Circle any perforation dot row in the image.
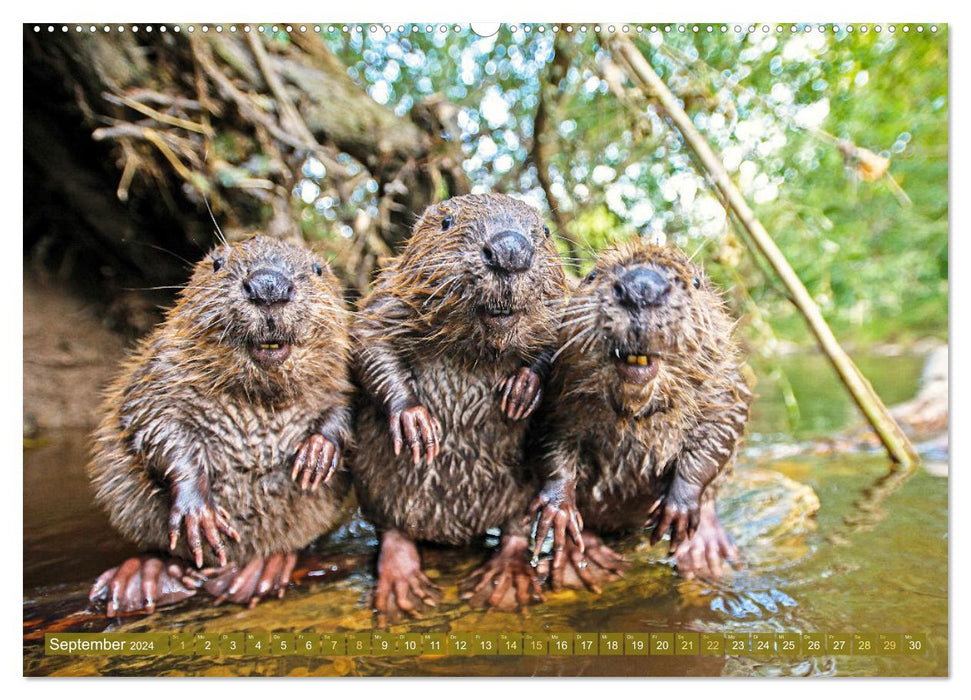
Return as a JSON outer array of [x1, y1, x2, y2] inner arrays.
[[31, 24, 940, 35]]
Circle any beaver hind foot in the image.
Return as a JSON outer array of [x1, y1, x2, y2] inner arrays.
[[203, 552, 298, 607], [673, 501, 738, 580], [459, 534, 544, 611], [538, 532, 629, 594], [89, 555, 203, 616], [373, 529, 442, 626]]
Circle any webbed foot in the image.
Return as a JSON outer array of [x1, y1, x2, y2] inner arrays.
[[673, 501, 738, 579], [89, 555, 202, 616], [539, 531, 629, 594], [373, 529, 442, 626], [459, 534, 544, 611], [202, 551, 298, 607]]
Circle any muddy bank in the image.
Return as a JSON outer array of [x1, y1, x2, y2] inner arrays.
[[22, 274, 164, 434]]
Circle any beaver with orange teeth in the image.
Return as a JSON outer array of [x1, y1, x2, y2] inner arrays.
[[349, 193, 566, 622], [87, 236, 353, 614], [529, 240, 752, 589]]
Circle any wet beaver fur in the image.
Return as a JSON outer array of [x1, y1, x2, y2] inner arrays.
[[349, 193, 566, 621], [529, 240, 752, 590], [87, 235, 353, 614]]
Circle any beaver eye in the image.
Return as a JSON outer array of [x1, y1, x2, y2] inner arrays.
[[692, 276, 701, 289], [585, 270, 598, 283], [441, 215, 453, 231], [543, 225, 551, 238], [313, 263, 323, 276], [212, 257, 224, 272]]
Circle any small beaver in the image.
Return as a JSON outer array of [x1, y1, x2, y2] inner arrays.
[[349, 193, 566, 621], [530, 240, 752, 589], [87, 235, 353, 614]]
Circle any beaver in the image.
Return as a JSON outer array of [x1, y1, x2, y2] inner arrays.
[[87, 235, 353, 614], [349, 193, 566, 621], [529, 240, 752, 589]]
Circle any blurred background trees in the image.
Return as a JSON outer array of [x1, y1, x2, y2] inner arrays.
[[23, 23, 948, 347]]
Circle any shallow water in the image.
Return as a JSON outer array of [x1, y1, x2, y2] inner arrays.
[[22, 352, 948, 676]]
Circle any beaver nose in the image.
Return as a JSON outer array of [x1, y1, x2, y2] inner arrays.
[[482, 230, 534, 274], [243, 268, 294, 306], [614, 267, 671, 309]]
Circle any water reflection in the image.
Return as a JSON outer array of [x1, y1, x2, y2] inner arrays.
[[23, 352, 948, 676]]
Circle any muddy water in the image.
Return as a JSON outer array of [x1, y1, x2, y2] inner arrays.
[[22, 352, 948, 676]]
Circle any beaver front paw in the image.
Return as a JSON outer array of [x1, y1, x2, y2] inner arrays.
[[168, 492, 241, 568], [89, 555, 202, 616], [203, 551, 298, 607], [459, 535, 544, 611], [291, 434, 341, 491], [538, 531, 629, 594], [645, 476, 703, 554], [526, 478, 584, 564], [499, 366, 543, 420], [373, 529, 441, 626], [389, 404, 442, 466]]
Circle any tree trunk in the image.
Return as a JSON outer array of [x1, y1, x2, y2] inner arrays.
[[23, 26, 468, 312]]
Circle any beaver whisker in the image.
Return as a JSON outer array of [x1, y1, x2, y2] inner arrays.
[[562, 313, 598, 327], [561, 313, 599, 324], [564, 299, 601, 309], [561, 306, 601, 319], [551, 326, 597, 362], [561, 305, 601, 318], [647, 349, 678, 362], [579, 333, 602, 355], [407, 257, 470, 271], [559, 315, 599, 331], [128, 285, 202, 293], [559, 326, 592, 340], [422, 276, 464, 309], [561, 303, 601, 315]]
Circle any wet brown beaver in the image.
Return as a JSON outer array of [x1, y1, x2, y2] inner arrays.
[[349, 193, 566, 621], [87, 235, 353, 614], [529, 240, 752, 590]]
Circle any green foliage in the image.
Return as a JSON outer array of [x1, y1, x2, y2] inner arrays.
[[309, 24, 947, 345]]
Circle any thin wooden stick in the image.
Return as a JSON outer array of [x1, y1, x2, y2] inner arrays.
[[608, 34, 920, 470]]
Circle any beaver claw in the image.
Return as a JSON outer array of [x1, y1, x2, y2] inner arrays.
[[645, 476, 702, 554], [389, 404, 442, 466], [499, 367, 542, 421], [373, 529, 441, 626], [89, 555, 202, 616], [202, 552, 298, 607], [459, 535, 544, 611], [525, 478, 584, 563], [168, 493, 241, 568], [291, 434, 340, 491]]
